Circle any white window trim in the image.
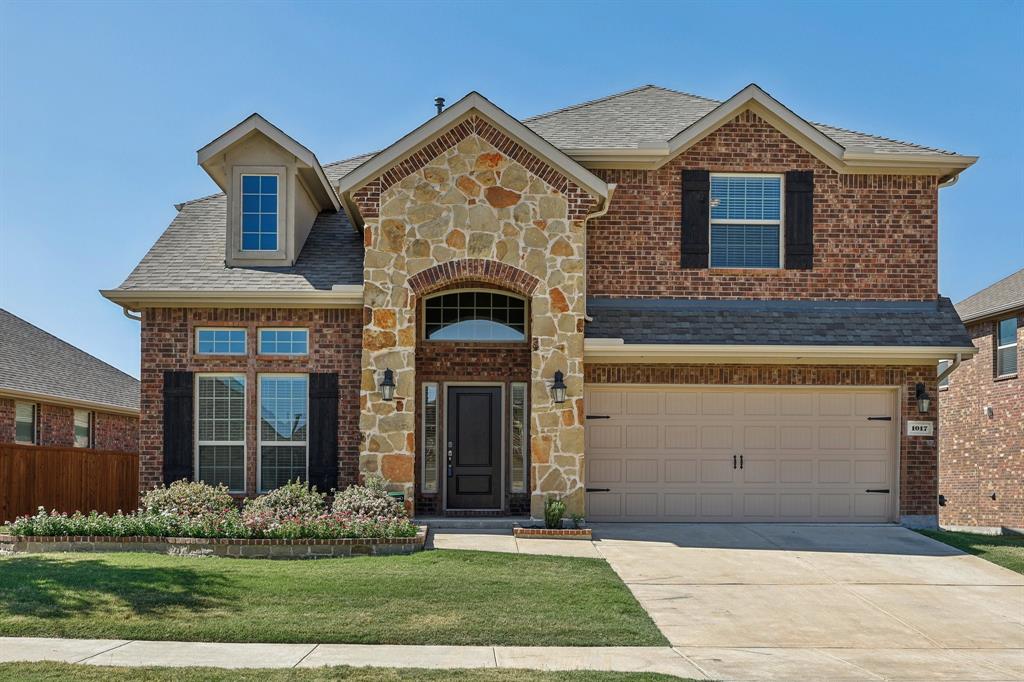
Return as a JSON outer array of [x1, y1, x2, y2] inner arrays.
[[73, 409, 93, 448], [709, 172, 785, 270], [509, 381, 529, 493], [421, 382, 440, 494], [230, 165, 287, 262], [258, 328, 310, 356], [240, 172, 282, 253], [996, 317, 1018, 377], [257, 373, 309, 493], [194, 373, 247, 494], [195, 327, 248, 356], [421, 288, 530, 343], [14, 401, 37, 445]]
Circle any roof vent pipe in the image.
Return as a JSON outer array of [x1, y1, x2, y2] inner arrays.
[[434, 97, 445, 115]]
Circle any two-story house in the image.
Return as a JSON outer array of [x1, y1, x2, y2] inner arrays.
[[103, 84, 976, 528]]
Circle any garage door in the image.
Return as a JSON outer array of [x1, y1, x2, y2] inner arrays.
[[584, 387, 897, 523]]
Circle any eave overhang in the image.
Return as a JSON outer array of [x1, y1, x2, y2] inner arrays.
[[100, 286, 363, 310], [583, 338, 979, 365], [0, 388, 139, 417], [561, 84, 977, 180], [338, 92, 610, 227], [957, 302, 1024, 324], [197, 113, 341, 212]]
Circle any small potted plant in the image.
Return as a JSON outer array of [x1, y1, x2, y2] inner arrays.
[[513, 495, 592, 540]]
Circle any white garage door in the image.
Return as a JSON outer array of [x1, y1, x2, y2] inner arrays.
[[584, 387, 897, 523]]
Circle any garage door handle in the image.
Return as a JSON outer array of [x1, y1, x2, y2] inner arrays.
[[867, 416, 892, 421], [586, 415, 611, 420], [586, 487, 611, 493], [865, 489, 890, 494]]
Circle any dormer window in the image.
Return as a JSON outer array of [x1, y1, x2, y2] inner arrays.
[[242, 174, 279, 251]]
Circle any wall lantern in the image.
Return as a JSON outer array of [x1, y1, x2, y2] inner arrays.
[[914, 382, 931, 414], [551, 370, 568, 404], [380, 368, 396, 401]]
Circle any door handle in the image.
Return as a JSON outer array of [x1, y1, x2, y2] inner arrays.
[[733, 455, 737, 469], [740, 455, 744, 469], [865, 489, 890, 494], [586, 487, 611, 493], [447, 441, 454, 478]]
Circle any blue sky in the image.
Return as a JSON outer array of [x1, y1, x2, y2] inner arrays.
[[1, 0, 1021, 378]]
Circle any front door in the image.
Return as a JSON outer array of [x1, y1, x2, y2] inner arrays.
[[446, 386, 502, 510]]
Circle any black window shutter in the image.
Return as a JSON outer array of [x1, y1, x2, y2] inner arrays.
[[162, 371, 194, 485], [784, 170, 814, 269], [308, 373, 339, 493], [681, 170, 710, 268]]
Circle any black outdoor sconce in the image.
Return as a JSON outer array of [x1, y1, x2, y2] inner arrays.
[[380, 368, 396, 401], [551, 370, 568, 404], [914, 382, 931, 414]]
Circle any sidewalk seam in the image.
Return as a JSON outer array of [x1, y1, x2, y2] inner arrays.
[[292, 643, 318, 668], [669, 647, 711, 680], [74, 639, 133, 664]]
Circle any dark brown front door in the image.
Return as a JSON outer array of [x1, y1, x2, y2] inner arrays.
[[446, 386, 502, 510]]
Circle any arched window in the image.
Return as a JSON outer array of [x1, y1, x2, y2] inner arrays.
[[424, 290, 527, 342]]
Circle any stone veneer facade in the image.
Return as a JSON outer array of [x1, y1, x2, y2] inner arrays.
[[0, 397, 137, 453], [938, 311, 1023, 531], [351, 115, 598, 515]]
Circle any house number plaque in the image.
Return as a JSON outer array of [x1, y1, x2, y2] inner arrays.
[[906, 421, 934, 436]]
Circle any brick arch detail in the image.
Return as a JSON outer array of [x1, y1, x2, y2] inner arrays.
[[407, 259, 542, 299]]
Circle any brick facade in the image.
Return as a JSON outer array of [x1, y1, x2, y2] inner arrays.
[[587, 111, 939, 300], [0, 397, 137, 453], [939, 311, 1023, 531], [138, 308, 362, 495], [585, 364, 940, 520]]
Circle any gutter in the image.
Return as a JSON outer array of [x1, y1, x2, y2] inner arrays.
[[100, 287, 364, 309]]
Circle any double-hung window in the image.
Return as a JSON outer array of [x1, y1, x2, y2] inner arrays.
[[15, 402, 36, 444], [241, 174, 278, 251], [937, 359, 951, 389], [710, 174, 783, 269], [74, 409, 93, 448], [196, 328, 246, 355], [196, 375, 246, 492], [259, 328, 308, 355], [996, 317, 1018, 377], [259, 375, 308, 492]]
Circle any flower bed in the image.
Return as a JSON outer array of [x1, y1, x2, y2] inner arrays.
[[2, 477, 425, 559]]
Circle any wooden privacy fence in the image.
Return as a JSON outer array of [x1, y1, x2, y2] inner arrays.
[[0, 444, 139, 523]]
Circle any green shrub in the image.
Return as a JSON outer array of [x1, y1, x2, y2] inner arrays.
[[242, 479, 327, 522], [332, 473, 406, 519], [141, 480, 235, 517], [544, 496, 566, 529]]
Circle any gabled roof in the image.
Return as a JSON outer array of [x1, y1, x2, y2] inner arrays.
[[0, 309, 140, 414], [197, 113, 340, 212], [338, 91, 610, 202], [526, 84, 976, 176], [955, 269, 1024, 323]]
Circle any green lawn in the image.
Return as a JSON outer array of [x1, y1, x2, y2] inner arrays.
[[918, 529, 1024, 574], [0, 664, 688, 682], [0, 550, 665, 646]]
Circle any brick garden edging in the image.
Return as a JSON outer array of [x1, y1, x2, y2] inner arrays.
[[0, 527, 427, 559], [513, 527, 592, 540]]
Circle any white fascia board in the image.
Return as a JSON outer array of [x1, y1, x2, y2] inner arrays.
[[0, 388, 139, 417], [583, 339, 979, 365], [100, 287, 363, 310], [337, 92, 609, 201], [197, 113, 340, 212]]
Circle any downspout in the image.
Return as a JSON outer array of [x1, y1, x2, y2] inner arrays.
[[120, 306, 142, 322], [936, 352, 963, 384], [582, 183, 616, 322], [938, 173, 960, 189]]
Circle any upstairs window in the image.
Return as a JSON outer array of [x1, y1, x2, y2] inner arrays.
[[15, 402, 36, 444], [74, 409, 93, 448], [259, 329, 308, 355], [710, 174, 782, 269], [424, 291, 527, 342], [196, 328, 246, 355], [241, 174, 278, 251], [996, 317, 1018, 377]]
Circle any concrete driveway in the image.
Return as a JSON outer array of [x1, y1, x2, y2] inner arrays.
[[591, 523, 1024, 680]]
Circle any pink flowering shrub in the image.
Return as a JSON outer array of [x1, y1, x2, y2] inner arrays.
[[332, 473, 407, 519], [141, 480, 236, 517], [242, 480, 327, 524]]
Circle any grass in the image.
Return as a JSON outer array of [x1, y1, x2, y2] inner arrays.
[[918, 529, 1024, 574], [0, 664, 689, 682], [0, 549, 665, 646]]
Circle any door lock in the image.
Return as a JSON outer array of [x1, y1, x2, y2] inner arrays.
[[447, 441, 454, 478]]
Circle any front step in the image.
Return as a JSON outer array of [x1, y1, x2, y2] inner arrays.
[[414, 516, 531, 529]]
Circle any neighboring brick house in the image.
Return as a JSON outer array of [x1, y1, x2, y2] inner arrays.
[[0, 309, 139, 452], [938, 269, 1023, 532], [103, 84, 977, 527]]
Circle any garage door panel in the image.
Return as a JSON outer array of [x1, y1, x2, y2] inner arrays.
[[585, 387, 895, 523]]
